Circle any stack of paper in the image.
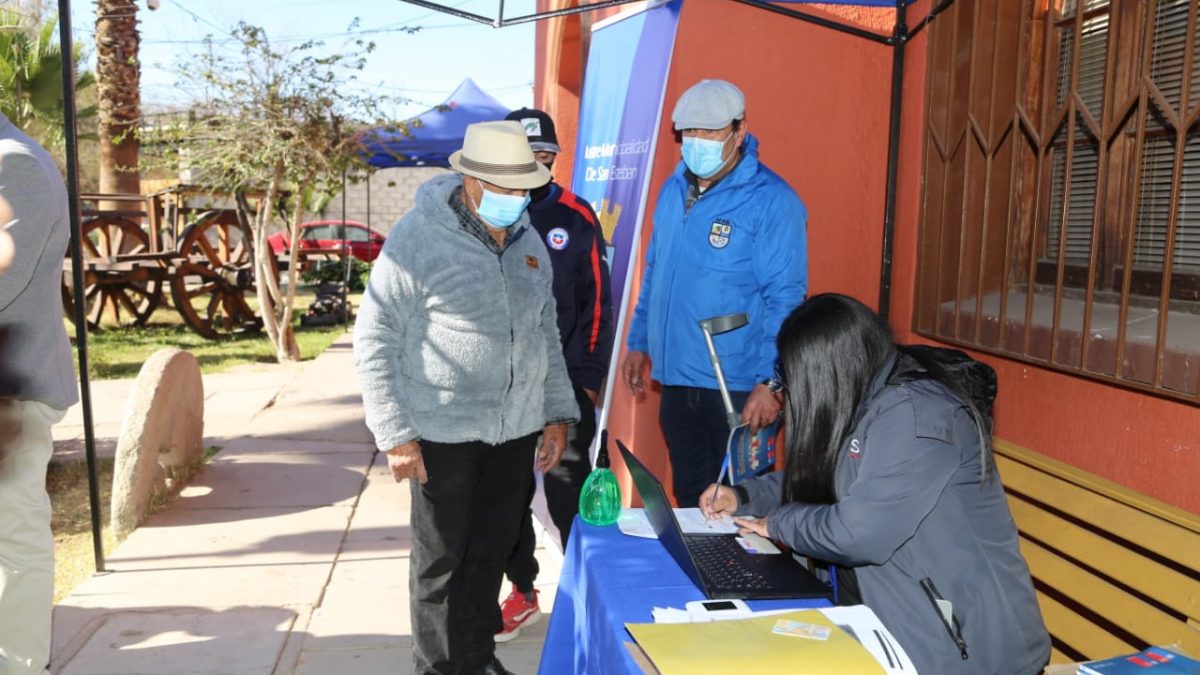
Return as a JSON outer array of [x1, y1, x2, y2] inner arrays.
[[650, 607, 692, 624], [634, 605, 914, 674], [626, 609, 886, 674]]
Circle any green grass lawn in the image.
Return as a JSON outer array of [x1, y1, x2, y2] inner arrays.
[[71, 286, 363, 380], [48, 457, 115, 603]]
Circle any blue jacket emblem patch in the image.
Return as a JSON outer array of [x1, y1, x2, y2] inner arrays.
[[709, 221, 732, 249]]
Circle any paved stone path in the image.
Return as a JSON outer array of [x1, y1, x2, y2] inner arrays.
[[50, 334, 562, 675]]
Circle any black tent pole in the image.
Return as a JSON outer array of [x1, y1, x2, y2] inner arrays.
[[57, 0, 106, 573], [730, 0, 891, 45], [364, 172, 371, 302], [342, 170, 350, 325], [877, 0, 908, 321]]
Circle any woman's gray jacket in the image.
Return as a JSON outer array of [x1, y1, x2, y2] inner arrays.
[[738, 355, 1050, 674], [354, 173, 579, 450]]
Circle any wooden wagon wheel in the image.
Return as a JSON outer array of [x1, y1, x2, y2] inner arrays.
[[169, 213, 263, 340], [62, 216, 163, 329]]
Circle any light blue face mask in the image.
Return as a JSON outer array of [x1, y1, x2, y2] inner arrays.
[[473, 185, 530, 229], [681, 133, 732, 178]]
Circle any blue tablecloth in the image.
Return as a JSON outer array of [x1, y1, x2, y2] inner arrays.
[[538, 519, 832, 675]]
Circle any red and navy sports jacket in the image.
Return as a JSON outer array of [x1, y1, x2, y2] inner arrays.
[[528, 182, 615, 393]]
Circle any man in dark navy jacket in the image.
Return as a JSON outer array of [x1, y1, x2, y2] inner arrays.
[[496, 108, 614, 643]]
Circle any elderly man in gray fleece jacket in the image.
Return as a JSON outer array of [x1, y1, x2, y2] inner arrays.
[[355, 121, 579, 675]]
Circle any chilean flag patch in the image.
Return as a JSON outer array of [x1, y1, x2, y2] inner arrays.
[[546, 227, 569, 250]]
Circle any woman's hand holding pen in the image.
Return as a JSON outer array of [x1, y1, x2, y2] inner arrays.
[[699, 483, 738, 520]]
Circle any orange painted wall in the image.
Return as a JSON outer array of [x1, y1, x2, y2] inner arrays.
[[535, 1, 627, 189], [537, 0, 1199, 514], [664, 0, 895, 305], [534, 0, 582, 188], [597, 0, 900, 500]]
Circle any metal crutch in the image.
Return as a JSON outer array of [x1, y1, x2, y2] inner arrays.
[[699, 313, 751, 490], [698, 313, 749, 431]]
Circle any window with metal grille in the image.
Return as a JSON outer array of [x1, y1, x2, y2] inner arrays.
[[916, 0, 1200, 403]]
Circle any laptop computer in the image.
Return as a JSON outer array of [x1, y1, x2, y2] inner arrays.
[[616, 440, 832, 601]]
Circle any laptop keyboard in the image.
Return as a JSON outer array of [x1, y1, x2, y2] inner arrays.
[[685, 535, 772, 593]]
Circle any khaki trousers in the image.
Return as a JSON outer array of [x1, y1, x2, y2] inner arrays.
[[0, 400, 64, 675]]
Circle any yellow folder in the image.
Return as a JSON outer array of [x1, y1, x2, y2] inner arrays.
[[625, 609, 886, 675]]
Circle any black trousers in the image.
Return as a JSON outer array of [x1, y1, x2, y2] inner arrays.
[[506, 387, 595, 592], [658, 385, 749, 508], [409, 434, 538, 675]]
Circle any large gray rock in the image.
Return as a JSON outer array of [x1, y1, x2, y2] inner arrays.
[[110, 348, 205, 539]]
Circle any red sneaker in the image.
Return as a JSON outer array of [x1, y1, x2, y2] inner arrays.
[[495, 584, 541, 643]]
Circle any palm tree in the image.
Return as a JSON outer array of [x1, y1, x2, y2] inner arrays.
[[0, 9, 96, 151], [95, 0, 141, 195]]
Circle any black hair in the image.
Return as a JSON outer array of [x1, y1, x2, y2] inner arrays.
[[776, 293, 993, 506], [777, 294, 896, 505]]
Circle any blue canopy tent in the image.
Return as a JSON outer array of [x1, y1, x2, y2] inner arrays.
[[357, 78, 511, 168]]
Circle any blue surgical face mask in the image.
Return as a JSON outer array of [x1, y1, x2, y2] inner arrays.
[[473, 184, 530, 229], [681, 133, 732, 178]]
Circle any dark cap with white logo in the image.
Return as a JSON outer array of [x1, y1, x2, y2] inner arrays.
[[505, 108, 561, 154]]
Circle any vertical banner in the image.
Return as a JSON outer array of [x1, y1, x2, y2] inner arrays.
[[572, 0, 681, 456], [572, 0, 680, 307]]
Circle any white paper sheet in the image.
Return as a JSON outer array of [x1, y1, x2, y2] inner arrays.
[[617, 508, 656, 539], [819, 606, 916, 675], [617, 508, 741, 539], [674, 508, 740, 534], [650, 606, 693, 624]]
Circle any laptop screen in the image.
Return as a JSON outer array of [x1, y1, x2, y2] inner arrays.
[[616, 440, 708, 592]]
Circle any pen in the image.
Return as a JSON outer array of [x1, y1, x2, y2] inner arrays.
[[705, 452, 731, 521], [880, 631, 903, 670], [716, 451, 729, 489], [874, 630, 895, 669]]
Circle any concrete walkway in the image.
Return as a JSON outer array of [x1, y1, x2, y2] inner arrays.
[[49, 334, 562, 675], [52, 360, 303, 462]]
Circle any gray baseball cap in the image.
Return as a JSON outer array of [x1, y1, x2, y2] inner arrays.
[[672, 79, 746, 131]]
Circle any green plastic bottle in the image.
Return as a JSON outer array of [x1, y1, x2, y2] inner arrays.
[[578, 431, 621, 526]]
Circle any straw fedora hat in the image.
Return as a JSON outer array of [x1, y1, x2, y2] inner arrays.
[[449, 121, 551, 190]]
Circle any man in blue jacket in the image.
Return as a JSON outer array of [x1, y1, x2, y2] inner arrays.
[[497, 108, 614, 642], [621, 79, 808, 508]]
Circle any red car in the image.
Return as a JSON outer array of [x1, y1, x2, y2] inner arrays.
[[267, 220, 386, 263]]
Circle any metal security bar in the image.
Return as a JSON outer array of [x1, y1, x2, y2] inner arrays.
[[916, 0, 1200, 403]]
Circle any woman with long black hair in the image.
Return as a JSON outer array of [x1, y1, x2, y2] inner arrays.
[[700, 293, 1050, 674]]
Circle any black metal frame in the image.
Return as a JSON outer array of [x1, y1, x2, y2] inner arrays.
[[730, 0, 892, 44], [57, 0, 106, 572], [395, 0, 649, 26], [56, 0, 954, 569], [877, 1, 908, 320], [342, 170, 350, 323]]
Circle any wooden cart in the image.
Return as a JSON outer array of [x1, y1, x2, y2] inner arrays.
[[62, 189, 265, 340]]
